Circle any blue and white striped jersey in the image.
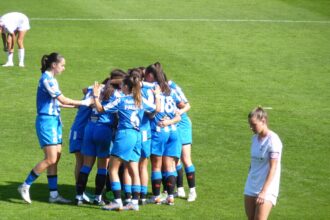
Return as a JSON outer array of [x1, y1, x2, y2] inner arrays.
[[149, 89, 181, 131], [103, 94, 156, 131], [36, 71, 62, 116]]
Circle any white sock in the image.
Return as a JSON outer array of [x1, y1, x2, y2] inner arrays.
[[190, 187, 196, 193], [8, 52, 13, 63], [18, 48, 25, 64], [50, 191, 59, 198]]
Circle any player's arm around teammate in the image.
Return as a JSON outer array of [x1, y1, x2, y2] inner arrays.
[[168, 80, 197, 202], [17, 52, 92, 204], [93, 74, 160, 211], [145, 62, 182, 205], [244, 107, 283, 220]]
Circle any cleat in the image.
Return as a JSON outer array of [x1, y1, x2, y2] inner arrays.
[[102, 201, 123, 211], [176, 187, 186, 198], [19, 63, 25, 67], [160, 191, 168, 200], [93, 199, 106, 206], [124, 198, 131, 205], [18, 184, 32, 204], [2, 62, 14, 67], [82, 192, 91, 203], [49, 195, 71, 204], [163, 196, 174, 205], [75, 198, 84, 206], [187, 191, 197, 202], [139, 199, 147, 206], [147, 196, 163, 205], [122, 202, 139, 211]]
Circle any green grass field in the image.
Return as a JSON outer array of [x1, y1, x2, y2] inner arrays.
[[0, 0, 330, 219]]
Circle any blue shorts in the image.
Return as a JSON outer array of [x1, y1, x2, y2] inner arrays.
[[81, 121, 112, 158], [69, 129, 84, 153], [111, 129, 141, 162], [141, 130, 151, 158], [35, 115, 62, 148], [151, 129, 181, 158], [178, 116, 192, 145]]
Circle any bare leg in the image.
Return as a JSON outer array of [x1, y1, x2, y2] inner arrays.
[[245, 195, 257, 220], [255, 200, 273, 220]]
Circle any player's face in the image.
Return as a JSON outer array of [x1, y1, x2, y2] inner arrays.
[[122, 84, 129, 95], [53, 58, 66, 75], [144, 72, 155, 83], [249, 117, 266, 134]]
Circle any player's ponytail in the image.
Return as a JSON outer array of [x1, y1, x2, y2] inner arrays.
[[146, 62, 171, 95], [123, 75, 142, 107], [40, 52, 64, 73]]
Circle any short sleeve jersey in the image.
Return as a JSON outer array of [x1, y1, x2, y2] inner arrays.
[[103, 94, 156, 130], [70, 86, 93, 132], [244, 131, 283, 197], [149, 89, 181, 131], [36, 71, 62, 116], [168, 80, 189, 121]]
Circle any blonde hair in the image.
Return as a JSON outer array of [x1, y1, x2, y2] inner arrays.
[[248, 106, 268, 124]]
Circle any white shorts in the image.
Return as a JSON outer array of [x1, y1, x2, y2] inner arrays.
[[244, 193, 278, 206], [18, 16, 30, 31]]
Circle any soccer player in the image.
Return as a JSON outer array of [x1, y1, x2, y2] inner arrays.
[[127, 67, 156, 205], [168, 80, 197, 202], [69, 86, 93, 181], [0, 12, 30, 67], [75, 78, 116, 206], [69, 85, 93, 203], [244, 107, 283, 220], [145, 62, 184, 205], [93, 74, 161, 211], [17, 52, 92, 204]]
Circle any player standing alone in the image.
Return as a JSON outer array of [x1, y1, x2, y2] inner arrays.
[[244, 107, 283, 220], [0, 12, 30, 67]]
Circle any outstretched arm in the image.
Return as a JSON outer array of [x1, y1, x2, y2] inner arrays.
[[57, 94, 92, 106]]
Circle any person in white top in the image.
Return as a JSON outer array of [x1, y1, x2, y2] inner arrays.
[[0, 12, 30, 67], [244, 107, 283, 220]]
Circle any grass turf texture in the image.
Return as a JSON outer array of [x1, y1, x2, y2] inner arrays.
[[0, 0, 330, 219]]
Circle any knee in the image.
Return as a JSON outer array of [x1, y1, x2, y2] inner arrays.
[[45, 158, 57, 166]]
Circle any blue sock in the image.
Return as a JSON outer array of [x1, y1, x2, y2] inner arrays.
[[47, 175, 58, 192], [24, 170, 40, 185], [185, 165, 195, 173]]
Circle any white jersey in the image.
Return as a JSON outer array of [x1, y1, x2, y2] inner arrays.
[[0, 12, 30, 34], [244, 131, 283, 199]]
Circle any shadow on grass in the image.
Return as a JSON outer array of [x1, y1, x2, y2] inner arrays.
[[0, 181, 188, 208], [0, 181, 77, 205]]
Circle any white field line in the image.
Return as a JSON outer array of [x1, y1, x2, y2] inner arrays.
[[30, 18, 330, 24]]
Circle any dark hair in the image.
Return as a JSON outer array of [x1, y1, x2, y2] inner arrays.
[[128, 68, 144, 81], [40, 52, 64, 73], [101, 77, 114, 101], [123, 75, 142, 107], [110, 69, 127, 89], [145, 62, 170, 95]]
